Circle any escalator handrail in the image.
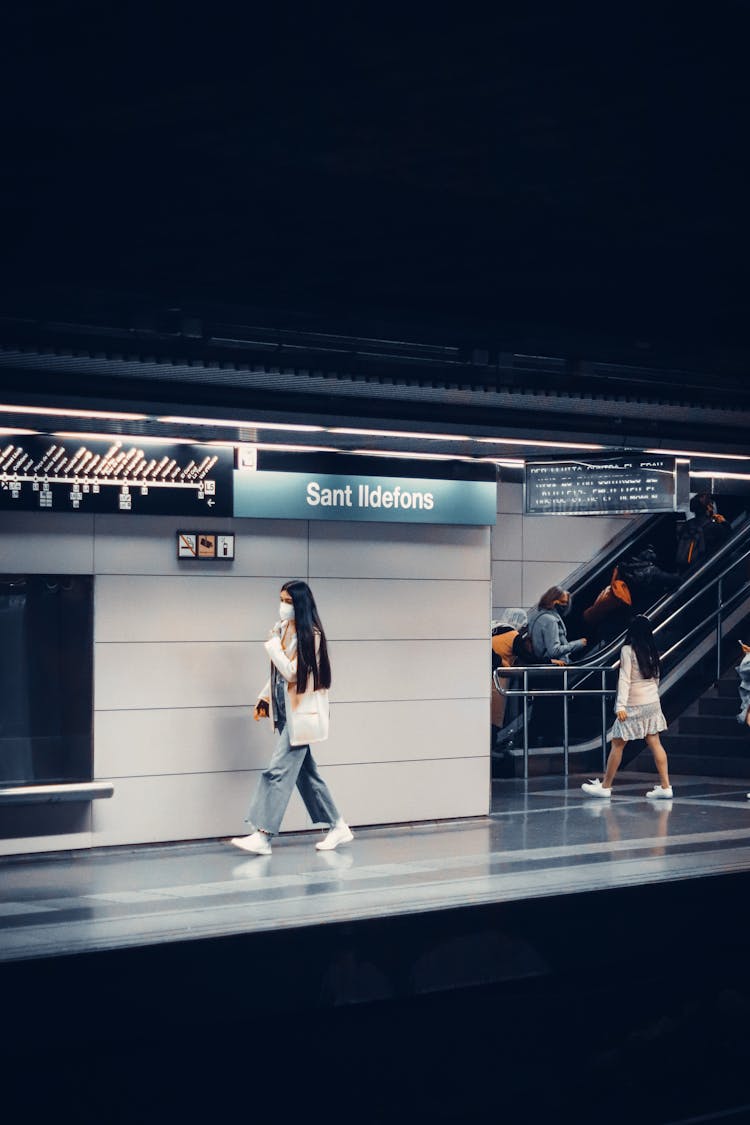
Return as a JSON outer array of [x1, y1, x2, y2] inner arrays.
[[659, 574, 750, 665], [575, 512, 750, 668]]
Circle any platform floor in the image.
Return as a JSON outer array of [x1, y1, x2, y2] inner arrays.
[[3, 770, 750, 964]]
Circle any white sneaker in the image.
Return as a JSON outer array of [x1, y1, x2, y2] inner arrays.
[[315, 822, 354, 851], [646, 785, 673, 800], [581, 779, 612, 798], [230, 831, 272, 855]]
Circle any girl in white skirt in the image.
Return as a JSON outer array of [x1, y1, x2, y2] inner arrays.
[[582, 614, 672, 799]]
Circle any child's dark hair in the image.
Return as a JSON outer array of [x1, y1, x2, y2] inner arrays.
[[281, 580, 332, 691], [625, 614, 661, 679]]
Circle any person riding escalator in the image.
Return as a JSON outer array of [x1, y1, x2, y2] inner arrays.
[[583, 545, 680, 647], [526, 587, 589, 746]]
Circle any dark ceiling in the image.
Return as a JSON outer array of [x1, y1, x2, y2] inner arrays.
[[2, 6, 748, 371]]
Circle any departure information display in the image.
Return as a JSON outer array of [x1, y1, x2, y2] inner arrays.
[[0, 436, 233, 515], [525, 455, 676, 515]]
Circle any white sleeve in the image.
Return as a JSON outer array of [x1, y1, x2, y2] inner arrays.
[[264, 635, 298, 683], [616, 646, 633, 712]]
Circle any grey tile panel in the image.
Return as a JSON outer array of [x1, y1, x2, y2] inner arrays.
[[94, 575, 289, 642], [94, 699, 489, 778], [312, 578, 489, 641], [0, 512, 95, 572], [309, 522, 490, 581], [491, 515, 523, 562]]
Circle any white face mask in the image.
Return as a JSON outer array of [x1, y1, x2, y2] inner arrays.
[[279, 601, 295, 622]]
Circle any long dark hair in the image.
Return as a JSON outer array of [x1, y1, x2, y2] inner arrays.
[[624, 614, 661, 679], [281, 579, 332, 692], [538, 586, 568, 610]]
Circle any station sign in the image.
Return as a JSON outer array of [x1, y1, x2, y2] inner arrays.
[[233, 469, 497, 525]]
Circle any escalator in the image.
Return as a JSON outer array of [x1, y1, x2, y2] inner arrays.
[[563, 493, 748, 652], [494, 495, 750, 776]]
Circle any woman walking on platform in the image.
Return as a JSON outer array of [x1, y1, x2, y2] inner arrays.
[[581, 614, 673, 800], [231, 580, 353, 855]]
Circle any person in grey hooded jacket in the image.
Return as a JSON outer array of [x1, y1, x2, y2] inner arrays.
[[527, 586, 588, 665]]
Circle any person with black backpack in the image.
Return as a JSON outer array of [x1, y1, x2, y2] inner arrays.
[[617, 544, 681, 612], [675, 493, 730, 574]]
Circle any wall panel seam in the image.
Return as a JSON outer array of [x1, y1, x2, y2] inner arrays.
[[94, 696, 490, 712], [95, 756, 489, 780], [93, 637, 494, 644], [94, 575, 491, 583], [93, 572, 308, 579]]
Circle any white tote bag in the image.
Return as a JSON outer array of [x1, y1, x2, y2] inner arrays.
[[288, 688, 330, 746]]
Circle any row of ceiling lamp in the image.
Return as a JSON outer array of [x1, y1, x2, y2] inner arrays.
[[1, 403, 750, 477]]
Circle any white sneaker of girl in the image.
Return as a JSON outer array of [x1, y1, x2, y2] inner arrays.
[[581, 778, 612, 798]]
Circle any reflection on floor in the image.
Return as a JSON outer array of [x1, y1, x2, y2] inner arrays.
[[2, 771, 750, 964]]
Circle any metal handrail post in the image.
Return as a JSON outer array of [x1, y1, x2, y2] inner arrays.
[[716, 576, 723, 683], [522, 669, 529, 780], [562, 668, 569, 775], [601, 668, 608, 771]]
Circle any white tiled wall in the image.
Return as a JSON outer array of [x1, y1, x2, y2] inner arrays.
[[1, 512, 491, 852]]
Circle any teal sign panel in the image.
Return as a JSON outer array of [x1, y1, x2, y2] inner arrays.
[[233, 470, 496, 525]]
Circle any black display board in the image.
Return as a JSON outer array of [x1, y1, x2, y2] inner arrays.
[[525, 455, 676, 515], [0, 436, 233, 515], [0, 574, 93, 785]]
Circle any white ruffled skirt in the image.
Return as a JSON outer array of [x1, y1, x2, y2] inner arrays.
[[611, 700, 667, 741]]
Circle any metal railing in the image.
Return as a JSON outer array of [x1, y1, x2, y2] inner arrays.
[[493, 522, 750, 780], [493, 664, 618, 779]]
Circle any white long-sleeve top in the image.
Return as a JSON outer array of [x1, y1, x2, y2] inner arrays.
[[258, 623, 330, 746], [615, 644, 661, 711]]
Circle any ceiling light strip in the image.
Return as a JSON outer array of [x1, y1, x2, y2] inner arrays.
[[329, 427, 469, 441], [0, 404, 148, 421], [53, 431, 197, 445], [476, 437, 605, 450], [690, 470, 750, 481], [645, 448, 750, 462], [158, 415, 324, 432]]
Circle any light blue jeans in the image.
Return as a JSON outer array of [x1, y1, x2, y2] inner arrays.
[[246, 721, 340, 837]]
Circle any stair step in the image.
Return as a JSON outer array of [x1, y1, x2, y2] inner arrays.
[[630, 751, 750, 779], [717, 678, 742, 698], [699, 696, 740, 717], [661, 733, 750, 757], [679, 715, 742, 736]]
